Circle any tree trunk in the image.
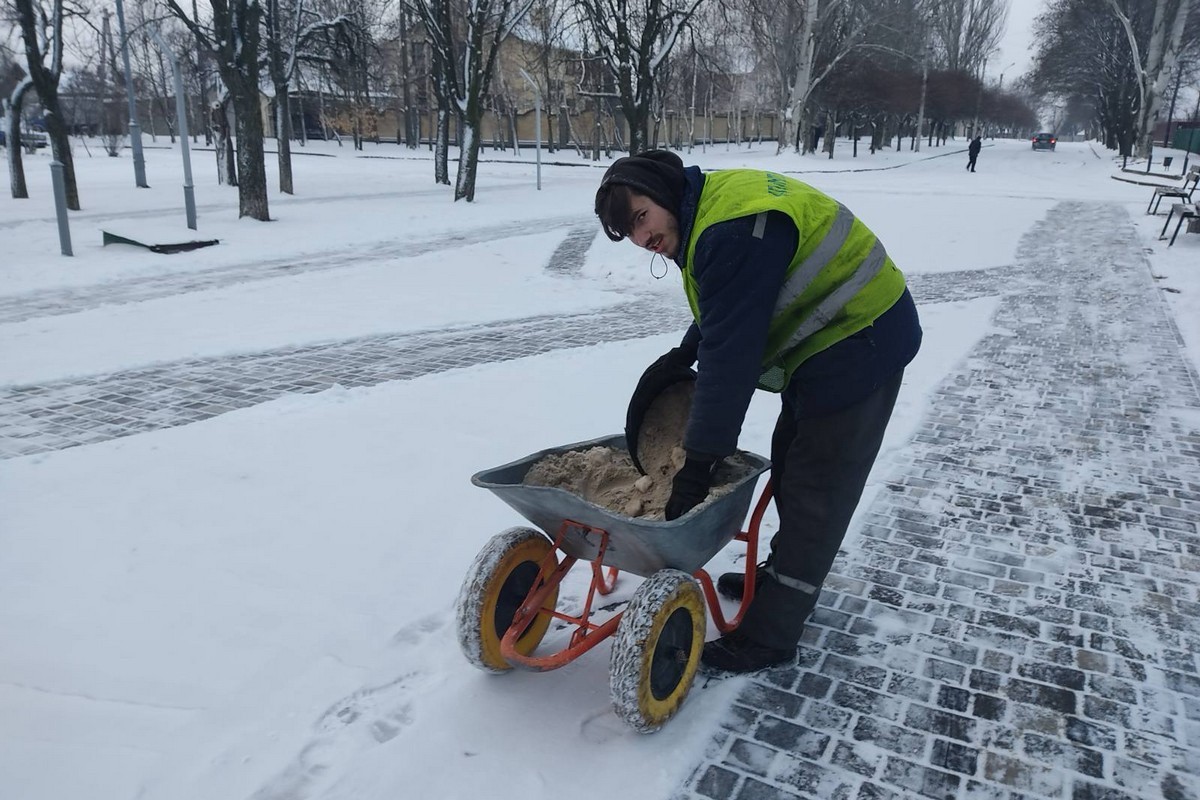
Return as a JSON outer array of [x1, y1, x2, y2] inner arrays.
[[232, 85, 269, 219], [914, 52, 928, 153], [275, 87, 294, 194], [1163, 67, 1183, 147], [435, 109, 450, 185], [44, 100, 78, 208], [167, 0, 268, 217], [5, 85, 32, 199], [798, 106, 813, 154], [265, 0, 293, 195], [455, 119, 481, 201], [1135, 0, 1195, 157], [782, 0, 820, 153], [213, 101, 235, 185], [14, 0, 79, 208]]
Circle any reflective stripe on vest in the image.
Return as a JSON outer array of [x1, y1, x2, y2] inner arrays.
[[777, 238, 889, 356], [772, 203, 856, 318]]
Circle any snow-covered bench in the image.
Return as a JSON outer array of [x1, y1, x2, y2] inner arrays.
[[1158, 203, 1199, 247], [1147, 165, 1199, 215]]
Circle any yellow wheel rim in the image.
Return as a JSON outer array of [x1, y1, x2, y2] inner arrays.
[[636, 582, 705, 723], [475, 534, 558, 671], [610, 570, 706, 732]]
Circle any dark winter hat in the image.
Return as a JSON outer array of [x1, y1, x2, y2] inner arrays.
[[595, 149, 687, 241]]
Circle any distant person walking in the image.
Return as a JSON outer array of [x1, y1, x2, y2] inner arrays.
[[967, 136, 982, 172]]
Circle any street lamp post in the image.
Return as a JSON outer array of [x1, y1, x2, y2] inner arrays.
[[995, 62, 1016, 138], [518, 68, 542, 190], [972, 56, 988, 138], [147, 27, 197, 229], [114, 0, 148, 188], [997, 61, 1016, 93]]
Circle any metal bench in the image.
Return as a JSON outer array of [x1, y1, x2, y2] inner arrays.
[[1159, 203, 1199, 246], [1147, 165, 1200, 215]]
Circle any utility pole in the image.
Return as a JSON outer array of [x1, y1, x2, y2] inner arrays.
[[114, 0, 148, 187]]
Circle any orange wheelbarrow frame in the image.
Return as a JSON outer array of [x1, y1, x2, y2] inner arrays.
[[498, 481, 774, 670]]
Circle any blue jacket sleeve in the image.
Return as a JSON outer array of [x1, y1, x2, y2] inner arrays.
[[684, 211, 797, 458]]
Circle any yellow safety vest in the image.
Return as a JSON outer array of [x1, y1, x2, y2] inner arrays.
[[682, 170, 907, 390]]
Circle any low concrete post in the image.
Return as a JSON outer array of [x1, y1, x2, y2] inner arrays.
[[50, 160, 73, 256], [518, 69, 542, 191]]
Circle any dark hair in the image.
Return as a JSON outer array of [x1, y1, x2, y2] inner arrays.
[[594, 149, 687, 243], [595, 182, 637, 242]]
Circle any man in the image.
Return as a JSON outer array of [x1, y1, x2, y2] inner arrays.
[[967, 136, 982, 172], [594, 150, 921, 673]]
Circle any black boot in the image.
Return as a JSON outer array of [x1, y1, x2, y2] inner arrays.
[[702, 630, 795, 673], [716, 560, 769, 601]]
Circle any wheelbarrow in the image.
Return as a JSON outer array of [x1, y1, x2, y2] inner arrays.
[[454, 433, 772, 733]]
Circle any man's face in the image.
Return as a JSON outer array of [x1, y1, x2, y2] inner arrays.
[[627, 192, 679, 259]]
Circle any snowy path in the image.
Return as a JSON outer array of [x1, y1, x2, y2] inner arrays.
[[676, 202, 1200, 799], [0, 216, 593, 325], [0, 263, 1016, 460]]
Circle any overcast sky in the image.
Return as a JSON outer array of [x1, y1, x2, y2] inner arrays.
[[996, 0, 1049, 84]]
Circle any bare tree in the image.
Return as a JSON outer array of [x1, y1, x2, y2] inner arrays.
[[929, 0, 1007, 76], [3, 53, 35, 199], [377, 1, 426, 148], [413, 0, 537, 200], [511, 0, 574, 152], [99, 9, 127, 155], [1162, 54, 1200, 144], [165, 0, 271, 220], [410, 0, 454, 182], [575, 0, 704, 154], [262, 0, 354, 193], [12, 0, 80, 208], [1029, 0, 1144, 153], [747, 0, 911, 154], [1104, 0, 1198, 157], [126, 2, 187, 143]]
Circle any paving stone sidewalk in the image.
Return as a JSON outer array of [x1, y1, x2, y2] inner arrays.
[[677, 202, 1200, 800], [5, 200, 1194, 799]]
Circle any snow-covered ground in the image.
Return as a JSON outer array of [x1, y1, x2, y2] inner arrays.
[[1, 134, 1198, 800]]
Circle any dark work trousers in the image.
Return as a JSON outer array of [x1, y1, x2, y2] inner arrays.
[[736, 369, 905, 649], [967, 154, 978, 172]]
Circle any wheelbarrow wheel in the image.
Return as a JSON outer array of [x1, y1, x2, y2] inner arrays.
[[455, 526, 559, 673], [609, 569, 705, 733]]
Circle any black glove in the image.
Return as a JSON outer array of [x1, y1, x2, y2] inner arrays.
[[625, 346, 697, 474], [665, 455, 718, 521]]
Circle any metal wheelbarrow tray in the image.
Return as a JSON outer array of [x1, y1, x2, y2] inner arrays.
[[471, 433, 770, 578]]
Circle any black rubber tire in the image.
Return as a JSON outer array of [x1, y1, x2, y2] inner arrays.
[[455, 527, 559, 673], [609, 569, 706, 733]]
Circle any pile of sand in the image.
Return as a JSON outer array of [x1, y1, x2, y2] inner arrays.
[[522, 379, 692, 519], [522, 446, 757, 520], [524, 446, 674, 518], [634, 381, 693, 483], [522, 376, 757, 520]]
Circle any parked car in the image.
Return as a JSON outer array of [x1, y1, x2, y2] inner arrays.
[[0, 130, 49, 149], [1032, 132, 1056, 151]]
